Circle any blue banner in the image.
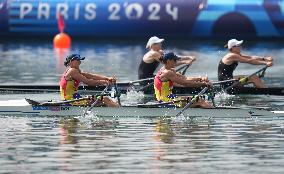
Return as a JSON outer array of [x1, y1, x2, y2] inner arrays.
[[1, 0, 284, 38]]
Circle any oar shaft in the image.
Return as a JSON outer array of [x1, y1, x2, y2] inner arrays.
[[212, 79, 238, 85], [225, 66, 268, 91], [176, 87, 208, 117], [128, 78, 154, 84], [127, 64, 190, 85], [86, 85, 109, 113], [134, 64, 191, 91], [114, 83, 121, 106], [176, 64, 190, 72]]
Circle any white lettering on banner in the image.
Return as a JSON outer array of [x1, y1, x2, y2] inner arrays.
[[38, 3, 50, 19], [166, 3, 178, 20], [148, 3, 160, 20], [20, 3, 32, 19], [56, 3, 68, 19], [125, 3, 143, 20], [18, 2, 179, 21], [85, 3, 96, 20], [74, 3, 80, 20], [108, 3, 120, 20]]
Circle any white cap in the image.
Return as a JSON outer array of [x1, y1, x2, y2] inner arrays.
[[146, 36, 164, 48], [227, 39, 243, 49]]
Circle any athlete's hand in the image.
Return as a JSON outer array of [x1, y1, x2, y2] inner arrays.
[[198, 76, 208, 82], [183, 56, 196, 65], [266, 61, 273, 67], [158, 50, 164, 56], [107, 76, 117, 85], [201, 81, 212, 87], [189, 56, 196, 62], [265, 56, 273, 62]]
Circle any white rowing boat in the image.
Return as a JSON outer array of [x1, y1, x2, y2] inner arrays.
[[0, 99, 282, 118]]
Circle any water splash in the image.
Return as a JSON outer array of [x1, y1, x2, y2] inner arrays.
[[124, 88, 145, 105], [214, 90, 235, 106]]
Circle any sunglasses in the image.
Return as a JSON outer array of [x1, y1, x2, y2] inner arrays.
[[233, 44, 241, 48]]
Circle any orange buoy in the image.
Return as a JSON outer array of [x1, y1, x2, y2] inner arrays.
[[53, 32, 71, 48], [53, 13, 71, 49]]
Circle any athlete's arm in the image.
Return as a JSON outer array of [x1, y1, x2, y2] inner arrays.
[[164, 70, 209, 87], [230, 54, 272, 67], [241, 54, 273, 62], [175, 55, 196, 66], [69, 69, 109, 86]]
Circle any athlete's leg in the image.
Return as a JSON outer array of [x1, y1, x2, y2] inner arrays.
[[249, 74, 265, 88], [102, 97, 119, 107]]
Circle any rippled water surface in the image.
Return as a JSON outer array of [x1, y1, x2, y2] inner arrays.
[[1, 116, 284, 173], [0, 39, 284, 173]]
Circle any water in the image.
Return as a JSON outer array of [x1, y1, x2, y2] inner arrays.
[[1, 116, 284, 173], [0, 39, 284, 173]]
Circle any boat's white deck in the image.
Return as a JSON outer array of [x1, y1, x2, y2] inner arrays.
[[0, 99, 30, 106]]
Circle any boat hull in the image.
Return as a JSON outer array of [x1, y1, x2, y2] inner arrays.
[[0, 103, 281, 118], [0, 84, 284, 96]]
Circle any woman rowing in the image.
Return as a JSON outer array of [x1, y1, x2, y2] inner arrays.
[[138, 36, 196, 84], [218, 39, 273, 88], [154, 52, 213, 108], [60, 54, 118, 107]]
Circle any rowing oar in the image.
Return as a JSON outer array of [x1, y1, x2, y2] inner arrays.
[[175, 87, 208, 117], [84, 85, 109, 115], [180, 63, 191, 75], [176, 64, 191, 73], [114, 82, 121, 106], [212, 79, 238, 85], [135, 64, 191, 92], [128, 64, 191, 86], [224, 65, 268, 92]]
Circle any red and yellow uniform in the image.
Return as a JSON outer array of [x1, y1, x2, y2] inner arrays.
[[59, 69, 89, 105], [154, 69, 174, 102], [154, 69, 189, 107]]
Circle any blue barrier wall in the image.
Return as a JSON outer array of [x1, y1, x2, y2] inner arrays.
[[0, 0, 284, 38]]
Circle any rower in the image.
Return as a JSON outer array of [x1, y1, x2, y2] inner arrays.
[[60, 54, 118, 107], [154, 52, 213, 108], [218, 39, 273, 88], [138, 36, 196, 84]]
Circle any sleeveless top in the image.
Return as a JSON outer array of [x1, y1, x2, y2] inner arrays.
[[218, 60, 238, 81], [60, 69, 81, 100], [154, 69, 174, 102], [138, 59, 159, 80]]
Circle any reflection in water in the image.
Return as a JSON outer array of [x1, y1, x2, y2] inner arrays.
[[154, 119, 175, 144], [54, 48, 70, 71], [0, 116, 284, 173], [59, 117, 80, 144]]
